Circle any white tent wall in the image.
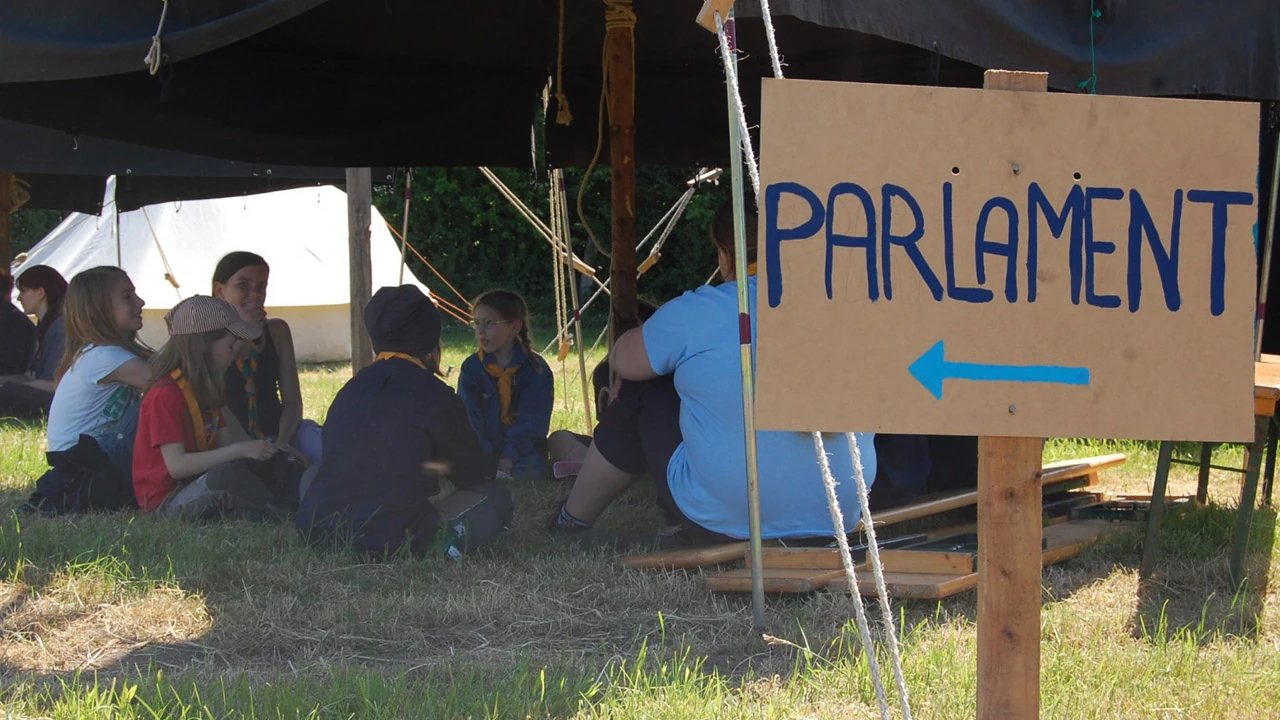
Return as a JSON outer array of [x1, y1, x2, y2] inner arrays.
[[13, 181, 430, 362]]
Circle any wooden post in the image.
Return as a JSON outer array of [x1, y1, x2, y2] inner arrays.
[[346, 168, 374, 373], [0, 171, 13, 267], [977, 69, 1048, 720], [605, 2, 639, 340]]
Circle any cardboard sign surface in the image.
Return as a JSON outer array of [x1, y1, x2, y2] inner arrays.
[[755, 79, 1257, 441]]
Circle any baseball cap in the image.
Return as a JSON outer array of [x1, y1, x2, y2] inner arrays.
[[165, 295, 263, 340]]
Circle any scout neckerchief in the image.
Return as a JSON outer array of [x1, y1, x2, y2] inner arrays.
[[375, 351, 427, 371], [479, 349, 520, 427], [234, 339, 262, 438], [169, 368, 218, 452], [746, 262, 757, 277]]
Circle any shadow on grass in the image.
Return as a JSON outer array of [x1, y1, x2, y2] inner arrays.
[[1130, 502, 1276, 642]]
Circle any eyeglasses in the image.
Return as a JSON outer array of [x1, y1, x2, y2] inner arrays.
[[469, 319, 513, 332]]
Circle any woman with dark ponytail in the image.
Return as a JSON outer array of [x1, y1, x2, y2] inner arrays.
[[0, 265, 69, 417], [458, 289, 554, 481]]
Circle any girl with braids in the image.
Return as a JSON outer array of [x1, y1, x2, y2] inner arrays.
[[211, 252, 321, 464], [458, 290, 554, 481]]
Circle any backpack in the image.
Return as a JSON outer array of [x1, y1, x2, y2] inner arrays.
[[18, 434, 137, 515]]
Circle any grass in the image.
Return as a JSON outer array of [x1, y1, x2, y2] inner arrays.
[[0, 324, 1277, 718]]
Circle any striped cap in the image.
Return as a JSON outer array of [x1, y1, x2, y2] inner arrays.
[[165, 295, 263, 340]]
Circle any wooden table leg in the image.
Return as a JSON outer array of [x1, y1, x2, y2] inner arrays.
[[1140, 441, 1174, 580], [1263, 417, 1277, 506], [1195, 442, 1214, 505], [1229, 414, 1268, 589]]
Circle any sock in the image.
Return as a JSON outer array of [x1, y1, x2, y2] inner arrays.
[[555, 504, 592, 530]]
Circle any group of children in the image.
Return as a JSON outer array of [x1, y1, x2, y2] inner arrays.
[[2, 251, 564, 556], [4, 201, 881, 559]]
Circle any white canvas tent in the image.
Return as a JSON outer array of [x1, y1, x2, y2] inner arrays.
[[12, 179, 430, 361]]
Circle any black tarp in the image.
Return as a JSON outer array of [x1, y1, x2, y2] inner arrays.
[[0, 119, 383, 213], [0, 0, 1275, 168]]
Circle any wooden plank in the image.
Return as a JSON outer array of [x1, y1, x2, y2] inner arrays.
[[705, 566, 845, 594], [755, 547, 843, 569], [345, 168, 374, 372], [857, 453, 1125, 531], [977, 433, 1044, 720], [619, 542, 750, 570], [695, 0, 735, 33], [880, 549, 976, 575]]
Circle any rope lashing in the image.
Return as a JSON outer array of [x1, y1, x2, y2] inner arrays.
[[554, 0, 573, 125], [144, 0, 171, 76]]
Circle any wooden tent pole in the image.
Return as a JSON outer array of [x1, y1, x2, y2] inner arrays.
[[0, 171, 13, 267], [976, 69, 1048, 720], [346, 168, 374, 373], [605, 1, 638, 341]]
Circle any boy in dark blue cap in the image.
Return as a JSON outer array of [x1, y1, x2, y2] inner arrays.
[[296, 285, 512, 559]]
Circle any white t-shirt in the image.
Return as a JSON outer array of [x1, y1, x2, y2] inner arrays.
[[47, 345, 143, 452]]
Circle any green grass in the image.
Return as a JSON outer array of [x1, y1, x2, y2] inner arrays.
[[0, 327, 1277, 718]]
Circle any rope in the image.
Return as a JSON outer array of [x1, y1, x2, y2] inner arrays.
[[713, 7, 912, 718], [846, 433, 913, 719], [540, 172, 704, 355], [1077, 1, 1101, 94], [714, 14, 762, 205], [757, 0, 785, 79], [812, 433, 892, 718], [383, 219, 472, 311], [478, 167, 610, 294], [554, 0, 573, 125], [144, 0, 170, 76], [140, 207, 183, 299]]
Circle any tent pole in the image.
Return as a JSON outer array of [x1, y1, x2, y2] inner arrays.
[[605, 0, 638, 343], [346, 168, 374, 373], [1255, 130, 1280, 359], [398, 169, 413, 286], [720, 9, 767, 631], [0, 171, 12, 267]]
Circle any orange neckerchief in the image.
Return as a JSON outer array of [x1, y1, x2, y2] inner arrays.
[[375, 351, 427, 371], [479, 349, 520, 427], [169, 369, 217, 451], [746, 262, 758, 277]]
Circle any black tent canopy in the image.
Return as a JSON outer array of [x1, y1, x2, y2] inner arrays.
[[0, 0, 1275, 168], [0, 118, 379, 213]]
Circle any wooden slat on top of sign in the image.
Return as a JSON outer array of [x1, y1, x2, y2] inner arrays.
[[754, 79, 1258, 441]]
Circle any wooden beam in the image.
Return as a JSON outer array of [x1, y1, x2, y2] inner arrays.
[[606, 4, 639, 341], [0, 171, 12, 267], [977, 69, 1049, 720], [346, 168, 374, 373], [695, 0, 736, 33]]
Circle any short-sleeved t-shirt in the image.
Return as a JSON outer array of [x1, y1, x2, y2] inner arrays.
[[133, 378, 224, 512], [47, 345, 144, 452], [641, 276, 878, 539]]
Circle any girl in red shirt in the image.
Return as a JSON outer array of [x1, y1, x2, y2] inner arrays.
[[132, 295, 283, 520]]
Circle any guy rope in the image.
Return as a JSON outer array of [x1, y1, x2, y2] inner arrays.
[[705, 2, 912, 717]]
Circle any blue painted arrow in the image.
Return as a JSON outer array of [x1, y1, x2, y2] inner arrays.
[[908, 340, 1091, 399]]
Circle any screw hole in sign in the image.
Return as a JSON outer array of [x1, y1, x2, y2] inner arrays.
[[950, 166, 961, 175], [1073, 172, 1083, 181]]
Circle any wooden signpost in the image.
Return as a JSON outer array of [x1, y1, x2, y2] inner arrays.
[[755, 73, 1258, 719]]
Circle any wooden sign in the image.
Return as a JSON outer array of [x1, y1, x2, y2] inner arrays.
[[754, 79, 1259, 441]]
